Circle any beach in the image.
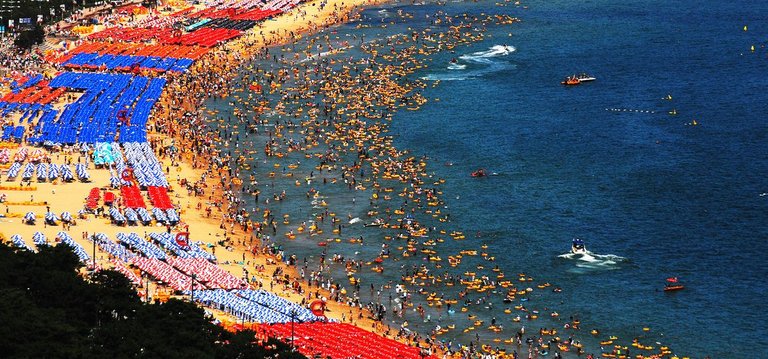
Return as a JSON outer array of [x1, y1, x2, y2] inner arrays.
[[1, 0, 442, 354], [3, 0, 767, 358], [0, 0, 684, 357]]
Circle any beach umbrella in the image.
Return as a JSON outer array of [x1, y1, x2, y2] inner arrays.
[[32, 231, 46, 246], [0, 149, 10, 164], [166, 209, 180, 225], [61, 165, 74, 181], [109, 207, 126, 224], [36, 163, 47, 181], [152, 207, 168, 223], [48, 163, 59, 180], [61, 211, 72, 223], [76, 163, 90, 181], [24, 212, 36, 224], [22, 163, 35, 180], [110, 176, 121, 188], [58, 231, 89, 262], [45, 212, 59, 225], [10, 234, 32, 251], [6, 162, 21, 179], [124, 208, 138, 223]]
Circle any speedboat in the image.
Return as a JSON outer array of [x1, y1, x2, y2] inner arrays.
[[571, 238, 587, 254], [576, 73, 596, 82], [561, 73, 596, 85], [561, 76, 580, 86]]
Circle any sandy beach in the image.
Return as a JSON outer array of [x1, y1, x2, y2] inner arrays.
[[1, 0, 435, 353]]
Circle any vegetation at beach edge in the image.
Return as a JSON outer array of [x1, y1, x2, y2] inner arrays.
[[0, 242, 306, 359]]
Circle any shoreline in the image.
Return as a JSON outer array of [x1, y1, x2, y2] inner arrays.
[[1, 0, 441, 354], [0, 0, 701, 357], [141, 0, 432, 348]]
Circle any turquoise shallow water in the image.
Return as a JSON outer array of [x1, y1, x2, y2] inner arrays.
[[206, 0, 768, 357]]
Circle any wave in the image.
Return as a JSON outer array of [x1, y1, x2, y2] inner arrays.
[[299, 45, 354, 63], [558, 250, 628, 272], [422, 45, 515, 81], [420, 74, 468, 81], [459, 45, 516, 64]]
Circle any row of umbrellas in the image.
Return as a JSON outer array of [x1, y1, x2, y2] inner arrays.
[[18, 232, 88, 263], [92, 233, 135, 262], [189, 289, 321, 323], [7, 162, 75, 182], [121, 142, 169, 187], [105, 206, 177, 226], [58, 231, 90, 262], [116, 232, 167, 260], [23, 211, 73, 225], [167, 257, 246, 290], [149, 232, 216, 261]]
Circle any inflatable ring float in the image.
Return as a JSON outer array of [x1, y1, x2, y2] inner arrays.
[[309, 300, 326, 317]]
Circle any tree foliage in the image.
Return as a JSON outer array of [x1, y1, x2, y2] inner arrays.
[[13, 24, 45, 49], [0, 243, 304, 359]]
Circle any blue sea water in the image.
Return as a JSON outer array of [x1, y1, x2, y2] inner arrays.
[[210, 0, 768, 357], [384, 0, 768, 357]]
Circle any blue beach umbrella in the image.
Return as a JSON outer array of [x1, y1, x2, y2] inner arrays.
[[124, 208, 138, 223], [36, 163, 47, 181], [32, 231, 46, 246], [6, 162, 21, 179], [10, 234, 32, 251], [48, 163, 59, 180], [24, 211, 36, 224], [45, 212, 59, 225], [136, 207, 152, 225]]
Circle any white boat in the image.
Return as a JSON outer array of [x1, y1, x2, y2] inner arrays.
[[571, 238, 587, 254], [576, 73, 596, 82]]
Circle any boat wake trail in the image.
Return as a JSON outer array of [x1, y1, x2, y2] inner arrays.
[[421, 44, 515, 81], [459, 45, 516, 64], [558, 251, 628, 272]]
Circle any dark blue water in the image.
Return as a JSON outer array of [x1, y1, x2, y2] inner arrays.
[[209, 0, 768, 356], [385, 0, 768, 357]]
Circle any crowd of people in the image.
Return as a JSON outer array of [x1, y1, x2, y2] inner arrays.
[[0, 0, 684, 357]]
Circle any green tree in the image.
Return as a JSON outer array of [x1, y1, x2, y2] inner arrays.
[[13, 24, 45, 49], [0, 243, 306, 358]]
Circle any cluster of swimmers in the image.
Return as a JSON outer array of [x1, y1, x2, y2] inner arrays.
[[131, 1, 684, 358]]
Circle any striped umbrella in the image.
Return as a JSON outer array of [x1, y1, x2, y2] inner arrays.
[[24, 211, 36, 224], [32, 231, 47, 246]]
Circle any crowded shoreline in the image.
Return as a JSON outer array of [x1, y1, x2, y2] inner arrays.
[[0, 0, 697, 358], [1, 0, 451, 357]]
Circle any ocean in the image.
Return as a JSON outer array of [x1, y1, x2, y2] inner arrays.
[[206, 0, 768, 357]]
